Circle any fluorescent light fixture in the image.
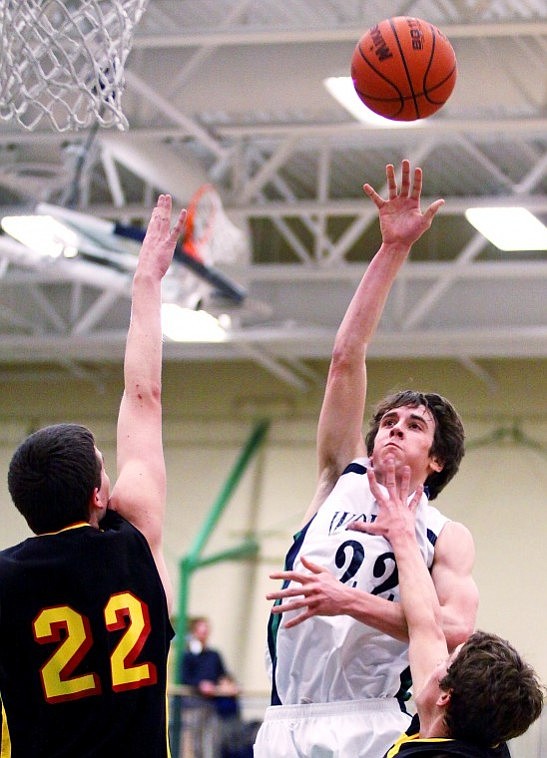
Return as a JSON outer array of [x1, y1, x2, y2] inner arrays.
[[161, 303, 227, 342], [1, 214, 79, 258], [324, 76, 419, 127], [2, 208, 143, 270], [465, 207, 547, 251]]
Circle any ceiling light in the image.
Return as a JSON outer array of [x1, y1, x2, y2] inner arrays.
[[465, 207, 547, 251], [1, 214, 79, 258], [161, 304, 227, 342], [2, 207, 144, 269], [324, 76, 419, 127]]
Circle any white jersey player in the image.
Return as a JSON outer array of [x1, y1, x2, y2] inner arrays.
[[254, 162, 479, 757]]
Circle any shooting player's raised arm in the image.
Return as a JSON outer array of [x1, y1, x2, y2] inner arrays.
[[302, 161, 444, 527]]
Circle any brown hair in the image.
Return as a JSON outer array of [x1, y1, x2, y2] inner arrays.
[[441, 630, 544, 746], [365, 390, 465, 500]]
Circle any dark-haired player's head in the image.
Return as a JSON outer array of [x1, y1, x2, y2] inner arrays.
[[365, 390, 465, 500], [8, 423, 102, 534], [440, 630, 544, 747]]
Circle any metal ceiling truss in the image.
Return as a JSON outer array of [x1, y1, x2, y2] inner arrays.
[[0, 6, 545, 388]]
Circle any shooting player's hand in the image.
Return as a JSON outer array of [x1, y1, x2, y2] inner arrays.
[[267, 556, 353, 628]]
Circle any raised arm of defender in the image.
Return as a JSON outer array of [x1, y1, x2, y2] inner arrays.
[[349, 459, 450, 692], [110, 195, 186, 609]]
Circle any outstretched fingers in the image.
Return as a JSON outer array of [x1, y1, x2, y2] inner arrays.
[[398, 159, 412, 197], [151, 193, 171, 222], [422, 198, 445, 224], [410, 165, 422, 200], [299, 555, 328, 574], [268, 557, 326, 589], [383, 457, 409, 501], [386, 162, 398, 198], [364, 160, 437, 211], [268, 568, 314, 586], [363, 182, 385, 208], [366, 466, 384, 503], [408, 484, 424, 515], [397, 464, 411, 504], [369, 458, 403, 506], [150, 195, 187, 235], [346, 518, 379, 536], [170, 208, 187, 243], [281, 609, 314, 628], [266, 583, 310, 601]]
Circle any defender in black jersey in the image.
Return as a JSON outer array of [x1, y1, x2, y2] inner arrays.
[[0, 195, 186, 757], [348, 460, 543, 757], [0, 512, 173, 757], [384, 714, 511, 757]]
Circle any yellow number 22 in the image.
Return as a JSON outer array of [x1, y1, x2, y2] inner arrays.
[[33, 591, 157, 703]]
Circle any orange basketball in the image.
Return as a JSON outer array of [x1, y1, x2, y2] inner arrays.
[[350, 16, 457, 121]]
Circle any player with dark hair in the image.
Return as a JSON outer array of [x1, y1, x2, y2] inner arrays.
[[0, 195, 186, 757], [8, 423, 102, 534], [365, 389, 465, 502], [254, 162, 479, 757], [348, 458, 544, 756]]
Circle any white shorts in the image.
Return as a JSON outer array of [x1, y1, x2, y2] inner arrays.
[[253, 698, 411, 758]]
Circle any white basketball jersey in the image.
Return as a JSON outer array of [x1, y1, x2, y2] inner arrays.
[[267, 458, 449, 706]]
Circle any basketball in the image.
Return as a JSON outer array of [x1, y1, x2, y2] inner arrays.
[[350, 16, 457, 121]]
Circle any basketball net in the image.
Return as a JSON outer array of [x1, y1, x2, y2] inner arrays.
[[183, 184, 250, 267], [174, 184, 250, 308], [0, 0, 149, 132]]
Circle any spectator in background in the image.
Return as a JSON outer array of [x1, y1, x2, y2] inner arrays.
[[181, 616, 251, 758], [182, 617, 241, 720]]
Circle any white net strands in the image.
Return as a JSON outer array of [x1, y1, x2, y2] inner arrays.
[[184, 185, 250, 267], [0, 0, 148, 132]]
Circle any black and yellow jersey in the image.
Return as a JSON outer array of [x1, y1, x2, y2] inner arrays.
[[0, 511, 174, 757], [385, 716, 511, 757]]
